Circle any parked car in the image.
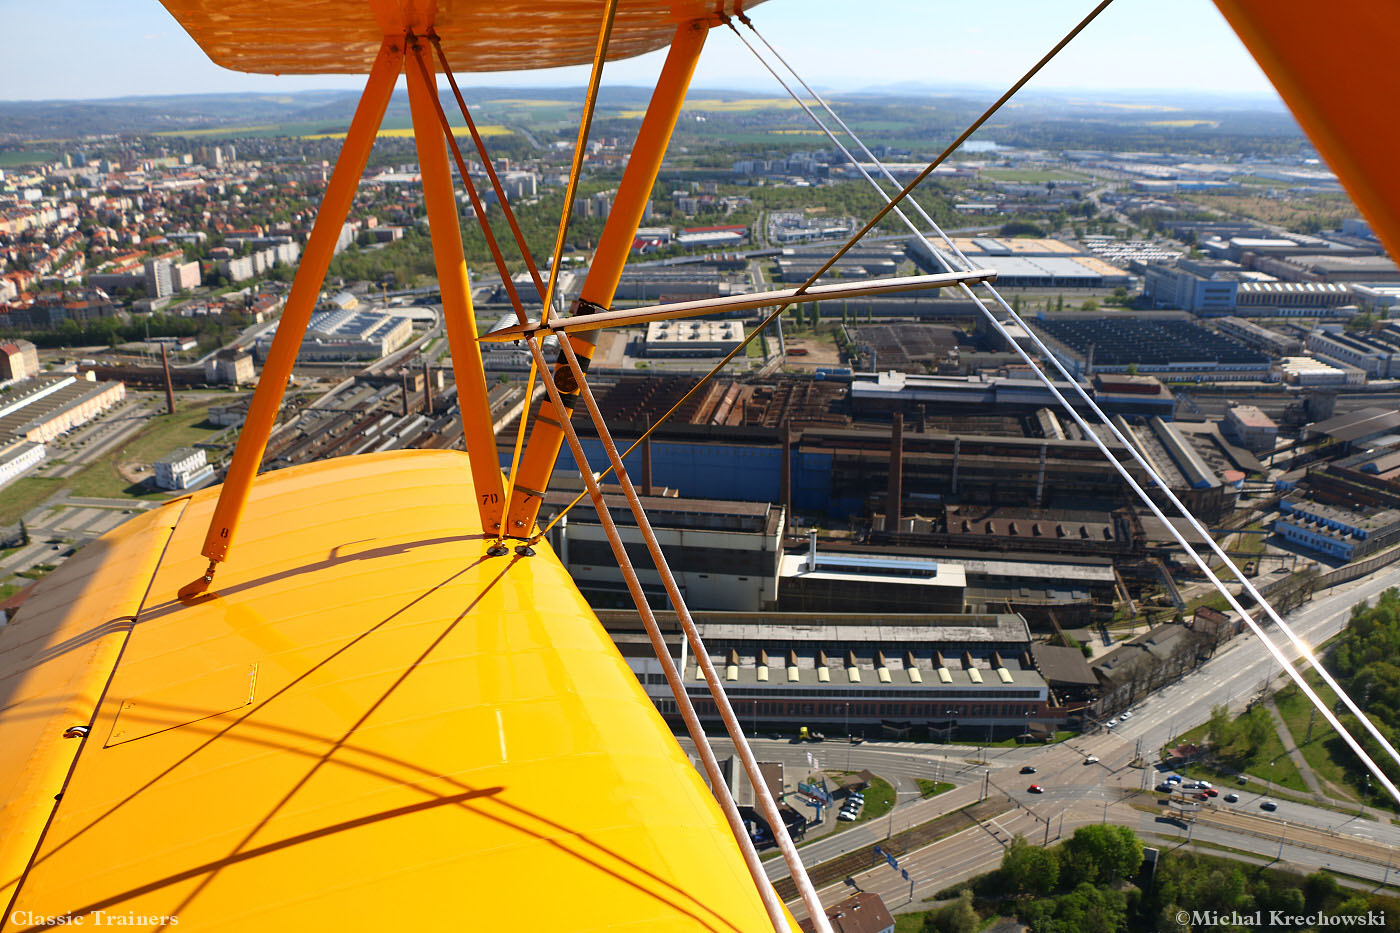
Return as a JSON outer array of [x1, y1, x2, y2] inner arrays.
[[1194, 792, 1208, 800], [1204, 789, 1219, 798], [1260, 800, 1278, 811], [837, 809, 857, 821], [1237, 776, 1249, 785], [1156, 783, 1175, 793], [1224, 793, 1239, 803], [1120, 711, 1133, 720], [1106, 719, 1118, 728], [1021, 766, 1038, 774], [1084, 756, 1100, 765], [1028, 784, 1044, 794]]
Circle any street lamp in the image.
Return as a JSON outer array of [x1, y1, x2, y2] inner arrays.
[[846, 702, 852, 771], [1267, 758, 1276, 795]]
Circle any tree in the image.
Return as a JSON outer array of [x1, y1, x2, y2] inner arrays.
[[1001, 835, 1060, 895], [810, 302, 821, 329], [925, 890, 978, 933], [1062, 825, 1142, 887], [1056, 294, 1065, 312], [1080, 298, 1099, 311]]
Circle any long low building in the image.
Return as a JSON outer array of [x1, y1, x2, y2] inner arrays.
[[0, 374, 126, 444], [599, 610, 1076, 735]]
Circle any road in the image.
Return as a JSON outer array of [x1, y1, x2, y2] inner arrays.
[[673, 563, 1400, 914], [1116, 563, 1400, 755]]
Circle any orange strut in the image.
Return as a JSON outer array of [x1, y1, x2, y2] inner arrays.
[[192, 38, 402, 575], [406, 37, 505, 532], [503, 21, 708, 535]]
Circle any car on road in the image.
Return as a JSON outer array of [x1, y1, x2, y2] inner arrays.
[[1193, 792, 1208, 800], [1106, 719, 1118, 728], [1204, 789, 1219, 797], [1084, 756, 1100, 765], [1120, 711, 1133, 720], [1021, 766, 1037, 774], [1167, 775, 1183, 784], [1156, 783, 1175, 793], [1260, 800, 1278, 811], [849, 736, 864, 745], [1224, 793, 1239, 803], [1028, 784, 1044, 794]]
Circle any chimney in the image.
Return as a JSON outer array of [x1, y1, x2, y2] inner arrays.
[[401, 370, 411, 417], [423, 361, 434, 413], [886, 412, 904, 529], [808, 529, 818, 572], [780, 423, 793, 524], [160, 344, 175, 415], [641, 413, 653, 497]]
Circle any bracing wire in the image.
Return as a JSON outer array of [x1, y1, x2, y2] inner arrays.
[[732, 13, 1400, 805], [529, 0, 1119, 544], [423, 11, 827, 929], [540, 0, 621, 324]]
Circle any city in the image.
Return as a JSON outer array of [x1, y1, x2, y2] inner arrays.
[[2, 3, 1400, 931]]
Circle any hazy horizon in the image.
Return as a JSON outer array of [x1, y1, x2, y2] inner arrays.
[[2, 0, 1283, 106]]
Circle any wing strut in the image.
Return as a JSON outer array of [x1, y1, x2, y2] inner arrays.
[[180, 38, 403, 599]]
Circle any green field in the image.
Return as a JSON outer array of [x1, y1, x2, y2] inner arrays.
[[1272, 672, 1392, 809], [0, 399, 232, 525], [0, 150, 55, 167], [1175, 717, 1308, 794]]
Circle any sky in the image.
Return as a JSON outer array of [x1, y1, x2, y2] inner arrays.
[[0, 0, 1281, 103]]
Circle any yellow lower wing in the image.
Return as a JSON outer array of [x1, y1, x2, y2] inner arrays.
[[0, 450, 792, 931]]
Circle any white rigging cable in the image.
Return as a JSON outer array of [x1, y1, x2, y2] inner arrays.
[[727, 14, 1400, 806]]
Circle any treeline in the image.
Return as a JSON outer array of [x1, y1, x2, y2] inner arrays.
[[0, 311, 252, 351], [928, 824, 1400, 932], [1329, 587, 1400, 796]]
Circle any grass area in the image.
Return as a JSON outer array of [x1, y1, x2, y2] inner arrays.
[[1273, 673, 1395, 812], [0, 150, 57, 167], [0, 477, 64, 526], [976, 730, 1076, 748], [828, 774, 895, 836], [0, 399, 231, 524], [917, 780, 955, 798], [1171, 720, 1308, 795], [300, 125, 512, 140], [894, 912, 936, 932]]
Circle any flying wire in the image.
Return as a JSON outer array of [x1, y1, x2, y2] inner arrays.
[[731, 13, 1400, 803], [528, 0, 1119, 543]]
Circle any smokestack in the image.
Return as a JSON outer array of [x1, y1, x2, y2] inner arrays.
[[641, 414, 653, 497], [886, 412, 904, 530], [160, 344, 175, 415], [780, 423, 793, 525], [401, 370, 411, 417], [917, 403, 926, 433], [808, 529, 818, 572], [423, 361, 434, 413]]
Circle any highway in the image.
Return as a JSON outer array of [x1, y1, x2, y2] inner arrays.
[[677, 563, 1400, 913]]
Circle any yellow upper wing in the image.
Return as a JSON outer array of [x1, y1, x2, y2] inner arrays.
[[159, 0, 763, 74], [1, 450, 791, 931]]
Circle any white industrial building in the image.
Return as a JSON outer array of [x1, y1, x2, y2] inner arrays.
[[254, 309, 413, 362], [153, 447, 214, 490], [644, 320, 744, 357]]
